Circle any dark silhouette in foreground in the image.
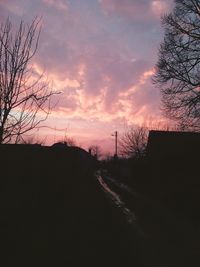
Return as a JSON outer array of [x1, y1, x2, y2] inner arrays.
[[0, 144, 140, 266], [1, 130, 200, 266], [102, 130, 200, 266], [146, 130, 200, 219]]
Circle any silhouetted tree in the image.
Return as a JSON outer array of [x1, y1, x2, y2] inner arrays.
[[154, 0, 200, 131], [0, 17, 56, 144], [119, 126, 148, 158]]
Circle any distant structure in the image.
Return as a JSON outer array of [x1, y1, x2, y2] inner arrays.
[[147, 130, 200, 158], [0, 143, 42, 152], [146, 130, 200, 175], [51, 141, 68, 148]]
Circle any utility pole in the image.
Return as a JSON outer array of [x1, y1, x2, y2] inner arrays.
[[112, 131, 118, 158], [115, 131, 118, 157]]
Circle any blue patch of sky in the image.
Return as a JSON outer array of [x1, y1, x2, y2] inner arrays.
[[68, 0, 164, 63]]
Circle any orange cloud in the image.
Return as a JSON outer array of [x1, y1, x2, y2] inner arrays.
[[47, 67, 158, 128]]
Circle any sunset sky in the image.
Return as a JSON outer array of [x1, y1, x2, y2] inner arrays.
[[0, 0, 174, 153]]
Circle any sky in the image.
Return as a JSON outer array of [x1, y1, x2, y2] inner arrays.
[[0, 0, 174, 153]]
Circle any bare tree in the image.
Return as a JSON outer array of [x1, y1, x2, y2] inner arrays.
[[119, 126, 148, 158], [153, 0, 200, 131], [0, 17, 56, 144]]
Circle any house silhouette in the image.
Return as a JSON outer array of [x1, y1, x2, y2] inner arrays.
[[146, 130, 200, 186]]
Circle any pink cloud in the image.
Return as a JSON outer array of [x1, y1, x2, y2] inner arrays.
[[99, 0, 173, 21], [42, 0, 68, 11], [0, 0, 174, 152]]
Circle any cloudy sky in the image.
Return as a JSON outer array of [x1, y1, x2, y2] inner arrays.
[[0, 0, 174, 153]]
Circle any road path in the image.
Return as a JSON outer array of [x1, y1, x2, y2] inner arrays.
[[100, 170, 200, 267]]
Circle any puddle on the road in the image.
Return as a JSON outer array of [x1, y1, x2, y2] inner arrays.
[[96, 172, 136, 224]]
